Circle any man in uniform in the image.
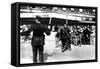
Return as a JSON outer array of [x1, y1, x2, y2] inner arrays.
[[83, 26, 92, 44], [59, 25, 71, 52], [20, 16, 51, 63]]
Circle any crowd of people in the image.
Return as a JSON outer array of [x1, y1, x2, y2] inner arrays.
[[20, 23, 96, 52], [54, 24, 95, 51]]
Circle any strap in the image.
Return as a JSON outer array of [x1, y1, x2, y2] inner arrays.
[[64, 29, 70, 38]]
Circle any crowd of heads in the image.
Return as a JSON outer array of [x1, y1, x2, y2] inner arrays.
[[53, 24, 95, 35]]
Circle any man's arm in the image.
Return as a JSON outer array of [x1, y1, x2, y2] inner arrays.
[[44, 26, 51, 36], [20, 25, 33, 36]]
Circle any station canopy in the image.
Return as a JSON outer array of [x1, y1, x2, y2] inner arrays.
[[20, 8, 96, 24]]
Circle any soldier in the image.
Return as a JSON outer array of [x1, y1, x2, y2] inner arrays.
[[20, 16, 51, 63], [59, 25, 71, 52], [83, 26, 92, 44]]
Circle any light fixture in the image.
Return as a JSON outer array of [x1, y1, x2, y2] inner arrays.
[[71, 8, 74, 11], [93, 9, 96, 12], [42, 6, 46, 9], [79, 9, 83, 12], [53, 7, 58, 10], [62, 8, 66, 11]]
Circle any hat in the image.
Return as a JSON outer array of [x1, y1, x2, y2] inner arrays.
[[36, 16, 42, 19]]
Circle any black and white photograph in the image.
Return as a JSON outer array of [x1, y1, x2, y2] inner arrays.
[[11, 2, 97, 66], [19, 3, 97, 64]]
